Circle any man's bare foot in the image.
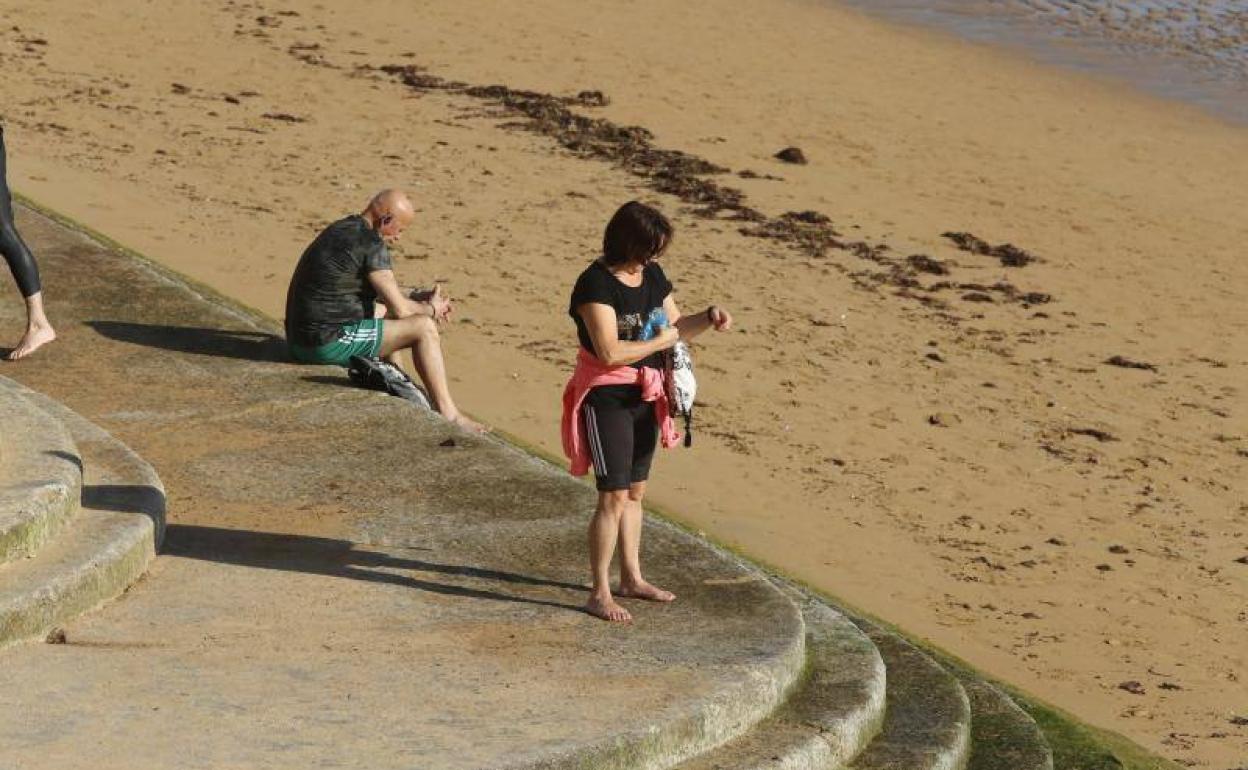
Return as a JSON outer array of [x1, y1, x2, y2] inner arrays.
[[445, 411, 488, 434], [6, 324, 56, 361], [585, 593, 632, 623], [617, 580, 676, 603]]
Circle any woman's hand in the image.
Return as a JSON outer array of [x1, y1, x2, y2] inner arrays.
[[669, 296, 733, 341], [656, 326, 680, 348]]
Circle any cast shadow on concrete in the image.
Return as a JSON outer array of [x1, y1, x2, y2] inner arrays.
[[301, 374, 359, 388], [162, 524, 587, 613], [81, 483, 168, 544], [46, 449, 84, 473], [86, 321, 290, 363]]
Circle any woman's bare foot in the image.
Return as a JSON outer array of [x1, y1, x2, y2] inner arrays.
[[617, 580, 676, 603], [6, 323, 56, 361], [585, 593, 632, 623]]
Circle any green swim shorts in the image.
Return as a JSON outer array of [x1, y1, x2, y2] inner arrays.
[[289, 318, 385, 366]]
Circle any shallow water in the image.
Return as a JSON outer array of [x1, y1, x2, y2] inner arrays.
[[839, 0, 1248, 124]]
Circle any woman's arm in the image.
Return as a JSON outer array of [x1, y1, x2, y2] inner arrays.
[[669, 296, 733, 341], [579, 302, 678, 367]]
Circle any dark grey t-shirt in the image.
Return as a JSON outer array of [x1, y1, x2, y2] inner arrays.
[[285, 215, 392, 348]]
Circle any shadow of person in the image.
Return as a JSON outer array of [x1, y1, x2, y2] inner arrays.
[[162, 524, 587, 613], [86, 321, 290, 364]]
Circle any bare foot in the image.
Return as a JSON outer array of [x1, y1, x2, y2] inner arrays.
[[446, 411, 489, 434], [585, 594, 632, 623], [6, 324, 56, 361], [618, 580, 677, 603]]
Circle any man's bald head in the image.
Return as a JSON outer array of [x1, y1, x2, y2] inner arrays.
[[364, 188, 415, 243]]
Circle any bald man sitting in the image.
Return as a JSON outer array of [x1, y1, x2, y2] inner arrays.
[[285, 189, 483, 432]]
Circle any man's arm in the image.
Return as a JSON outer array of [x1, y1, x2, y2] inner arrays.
[[369, 269, 435, 320]]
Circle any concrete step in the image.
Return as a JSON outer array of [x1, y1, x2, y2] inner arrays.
[[959, 677, 1053, 770], [0, 383, 165, 648], [674, 599, 886, 770], [848, 623, 972, 770], [0, 378, 82, 565]]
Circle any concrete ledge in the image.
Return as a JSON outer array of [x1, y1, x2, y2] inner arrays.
[[509, 608, 805, 770], [0, 380, 164, 648], [849, 622, 972, 770], [674, 599, 886, 770], [0, 380, 82, 564]]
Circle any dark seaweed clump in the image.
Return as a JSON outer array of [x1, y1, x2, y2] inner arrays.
[[1104, 355, 1159, 372], [943, 231, 1038, 267], [907, 254, 950, 275], [376, 65, 753, 219]]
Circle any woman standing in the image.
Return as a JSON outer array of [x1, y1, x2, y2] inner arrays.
[[1, 125, 55, 360], [563, 201, 732, 623]]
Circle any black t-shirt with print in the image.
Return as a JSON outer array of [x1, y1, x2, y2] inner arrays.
[[285, 215, 392, 348], [569, 260, 673, 406]]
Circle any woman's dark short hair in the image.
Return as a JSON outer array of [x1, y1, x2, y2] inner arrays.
[[602, 201, 673, 266]]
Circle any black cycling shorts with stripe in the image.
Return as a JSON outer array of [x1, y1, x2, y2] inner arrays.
[[581, 389, 658, 492]]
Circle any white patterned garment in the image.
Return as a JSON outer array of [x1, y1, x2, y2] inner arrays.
[[665, 341, 697, 447]]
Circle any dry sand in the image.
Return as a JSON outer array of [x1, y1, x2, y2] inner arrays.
[[1, 0, 1246, 766]]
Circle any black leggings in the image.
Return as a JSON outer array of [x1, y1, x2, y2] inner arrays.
[[0, 126, 42, 298], [582, 393, 658, 492]]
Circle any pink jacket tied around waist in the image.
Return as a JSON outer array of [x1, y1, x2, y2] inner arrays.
[[562, 347, 680, 477]]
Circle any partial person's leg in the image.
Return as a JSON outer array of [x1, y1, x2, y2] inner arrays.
[[373, 302, 405, 369], [587, 489, 631, 622], [0, 127, 55, 360], [378, 314, 483, 432], [616, 404, 674, 602], [582, 401, 637, 622]]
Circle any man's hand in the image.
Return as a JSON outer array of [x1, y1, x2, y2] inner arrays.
[[411, 284, 453, 323]]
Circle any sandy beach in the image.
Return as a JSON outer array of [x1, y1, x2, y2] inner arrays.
[[1, 0, 1246, 766]]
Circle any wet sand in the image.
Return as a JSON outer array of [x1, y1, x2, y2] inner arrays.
[[846, 0, 1248, 124], [1, 0, 1246, 766]]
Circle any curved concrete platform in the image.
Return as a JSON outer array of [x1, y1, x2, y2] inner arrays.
[[0, 380, 81, 564], [0, 378, 164, 647], [0, 391, 809, 770], [849, 623, 972, 770]]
